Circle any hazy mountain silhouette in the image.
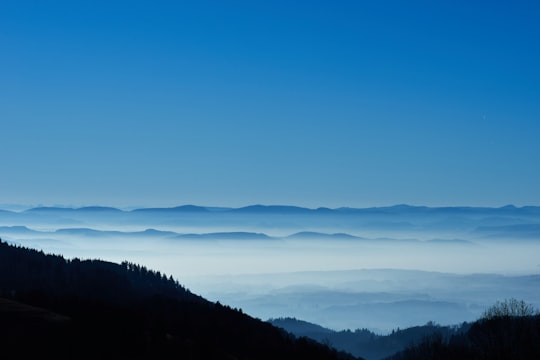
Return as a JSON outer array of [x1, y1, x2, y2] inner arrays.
[[1, 226, 180, 239], [16, 204, 540, 216], [134, 228, 179, 237], [176, 231, 272, 240], [54, 228, 118, 236], [287, 232, 362, 240], [76, 206, 123, 212], [425, 238, 475, 246], [9, 204, 540, 235], [0, 226, 380, 242], [0, 225, 39, 235], [232, 205, 315, 214], [54, 228, 179, 238], [131, 205, 210, 213], [24, 206, 78, 212], [473, 223, 540, 239]]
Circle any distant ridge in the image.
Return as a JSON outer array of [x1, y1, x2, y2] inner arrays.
[[24, 206, 123, 213], [232, 205, 314, 214], [287, 232, 361, 240], [136, 228, 178, 237], [54, 228, 121, 237], [473, 223, 540, 238], [176, 232, 272, 240], [0, 226, 371, 241], [24, 206, 76, 212], [131, 205, 209, 213], [0, 226, 39, 234], [13, 204, 540, 215], [426, 238, 474, 245], [76, 206, 123, 212]]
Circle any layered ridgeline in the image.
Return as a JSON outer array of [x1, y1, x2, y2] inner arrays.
[[0, 240, 355, 360], [271, 303, 540, 360], [3, 204, 540, 239], [2, 204, 540, 333]]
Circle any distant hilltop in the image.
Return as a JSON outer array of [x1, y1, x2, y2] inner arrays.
[[3, 203, 539, 214]]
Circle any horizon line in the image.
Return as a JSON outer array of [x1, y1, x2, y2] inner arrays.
[[1, 202, 537, 212]]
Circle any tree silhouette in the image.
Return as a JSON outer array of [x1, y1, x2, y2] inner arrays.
[[482, 298, 538, 319], [389, 299, 540, 360]]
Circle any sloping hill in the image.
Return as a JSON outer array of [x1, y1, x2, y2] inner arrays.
[[0, 239, 355, 360], [270, 317, 468, 360], [388, 315, 540, 360]]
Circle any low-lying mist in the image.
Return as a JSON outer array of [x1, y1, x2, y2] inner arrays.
[[1, 204, 539, 332]]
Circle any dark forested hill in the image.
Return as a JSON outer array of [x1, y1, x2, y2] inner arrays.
[[387, 315, 540, 360], [386, 298, 540, 359], [272, 311, 540, 360], [0, 239, 356, 360], [270, 317, 468, 360]]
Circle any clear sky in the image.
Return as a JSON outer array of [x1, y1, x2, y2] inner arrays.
[[1, 0, 539, 208]]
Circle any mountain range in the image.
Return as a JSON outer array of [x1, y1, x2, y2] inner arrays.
[[5, 204, 539, 215], [1, 203, 539, 334]]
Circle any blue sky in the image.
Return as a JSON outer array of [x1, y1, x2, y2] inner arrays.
[[1, 0, 539, 208]]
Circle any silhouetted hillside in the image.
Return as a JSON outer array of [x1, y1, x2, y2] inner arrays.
[[273, 313, 540, 359], [387, 315, 540, 359], [270, 317, 468, 360], [0, 239, 355, 360]]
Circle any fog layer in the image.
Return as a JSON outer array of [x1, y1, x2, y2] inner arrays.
[[1, 205, 539, 332]]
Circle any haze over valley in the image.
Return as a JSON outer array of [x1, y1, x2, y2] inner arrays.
[[2, 204, 539, 333]]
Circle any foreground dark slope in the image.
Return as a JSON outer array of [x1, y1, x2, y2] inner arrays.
[[0, 240, 355, 360], [270, 317, 469, 360], [387, 314, 540, 360], [272, 312, 540, 360]]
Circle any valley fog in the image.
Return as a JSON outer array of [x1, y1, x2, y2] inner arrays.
[[1, 205, 539, 332]]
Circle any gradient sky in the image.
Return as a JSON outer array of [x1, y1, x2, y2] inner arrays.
[[1, 1, 539, 208]]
